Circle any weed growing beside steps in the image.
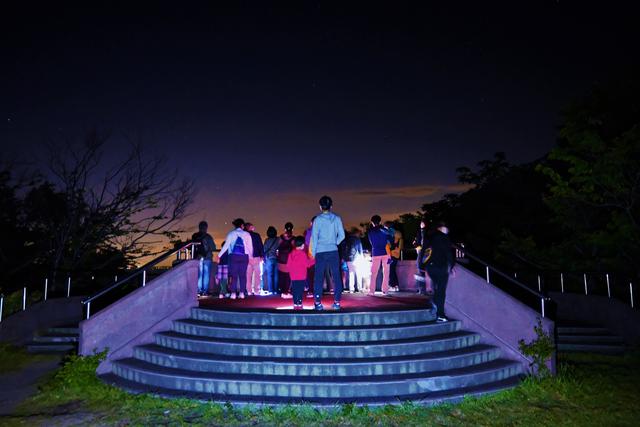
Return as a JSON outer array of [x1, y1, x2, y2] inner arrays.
[[5, 349, 640, 426]]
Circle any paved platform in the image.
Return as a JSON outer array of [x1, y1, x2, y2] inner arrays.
[[197, 292, 433, 312]]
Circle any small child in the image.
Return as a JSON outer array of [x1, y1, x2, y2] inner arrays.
[[287, 235, 315, 309]]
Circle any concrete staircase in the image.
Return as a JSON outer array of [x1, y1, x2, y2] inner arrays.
[[26, 326, 79, 353], [557, 323, 626, 354], [101, 307, 523, 406]]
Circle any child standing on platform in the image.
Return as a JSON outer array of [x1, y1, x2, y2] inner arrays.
[[287, 236, 315, 309]]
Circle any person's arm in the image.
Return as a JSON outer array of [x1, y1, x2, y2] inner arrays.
[[336, 217, 345, 245], [218, 232, 232, 257], [311, 219, 319, 257], [244, 232, 254, 257]]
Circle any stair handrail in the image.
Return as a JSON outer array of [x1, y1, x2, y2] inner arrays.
[[453, 244, 552, 317], [81, 241, 201, 319]]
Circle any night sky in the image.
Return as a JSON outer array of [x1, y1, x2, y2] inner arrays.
[[2, 2, 639, 242]]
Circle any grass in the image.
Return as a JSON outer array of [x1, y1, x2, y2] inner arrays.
[[3, 350, 640, 426], [0, 343, 57, 374]]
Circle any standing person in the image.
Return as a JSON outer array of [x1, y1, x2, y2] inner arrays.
[[191, 221, 216, 297], [425, 222, 455, 322], [368, 215, 392, 296], [277, 222, 295, 299], [311, 195, 345, 310], [218, 218, 253, 299], [413, 217, 433, 295], [386, 221, 403, 292], [244, 222, 264, 296], [344, 227, 364, 293], [287, 236, 315, 309], [262, 226, 280, 295]]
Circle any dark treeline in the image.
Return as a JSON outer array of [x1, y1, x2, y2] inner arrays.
[[393, 76, 640, 280]]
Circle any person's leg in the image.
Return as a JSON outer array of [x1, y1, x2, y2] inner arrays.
[[228, 257, 239, 295], [381, 256, 390, 294], [197, 258, 204, 293], [313, 252, 328, 303], [428, 266, 449, 318], [328, 251, 343, 303], [245, 260, 254, 294], [263, 259, 272, 293], [238, 255, 249, 295], [389, 258, 398, 288], [369, 256, 382, 294], [347, 262, 356, 292], [255, 259, 263, 294], [292, 280, 304, 305], [202, 259, 212, 294]]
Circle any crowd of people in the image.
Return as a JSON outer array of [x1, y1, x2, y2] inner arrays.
[[190, 195, 454, 318]]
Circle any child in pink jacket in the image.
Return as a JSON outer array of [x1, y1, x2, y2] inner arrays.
[[287, 236, 315, 309]]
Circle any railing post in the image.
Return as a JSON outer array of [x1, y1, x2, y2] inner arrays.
[[537, 275, 542, 292], [485, 266, 490, 284], [583, 273, 588, 295], [67, 276, 71, 298], [631, 282, 635, 309], [606, 274, 611, 298], [560, 273, 564, 293], [142, 269, 147, 287], [114, 275, 118, 282], [541, 297, 546, 318], [0, 294, 3, 322], [44, 278, 48, 301], [86, 301, 91, 320], [22, 287, 27, 311]]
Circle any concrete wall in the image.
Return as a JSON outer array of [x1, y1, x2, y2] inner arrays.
[[79, 260, 198, 374], [396, 260, 554, 374], [0, 296, 84, 345], [550, 291, 640, 345]]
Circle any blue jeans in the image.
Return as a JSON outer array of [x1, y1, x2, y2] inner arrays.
[[314, 250, 343, 303], [263, 257, 278, 293], [198, 258, 212, 294]]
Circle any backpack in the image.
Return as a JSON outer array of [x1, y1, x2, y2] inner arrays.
[[194, 233, 210, 258]]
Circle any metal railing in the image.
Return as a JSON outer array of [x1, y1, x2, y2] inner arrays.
[[81, 241, 200, 320], [453, 245, 552, 318]]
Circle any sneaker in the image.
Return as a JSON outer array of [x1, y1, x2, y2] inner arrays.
[[281, 293, 293, 299], [332, 302, 341, 310], [436, 316, 448, 322], [293, 304, 303, 310], [218, 294, 225, 299], [367, 293, 375, 296], [230, 293, 236, 300], [314, 303, 324, 311], [248, 292, 254, 296], [239, 293, 245, 299], [306, 293, 314, 298]]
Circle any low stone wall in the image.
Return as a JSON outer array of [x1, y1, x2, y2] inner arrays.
[[79, 260, 198, 374], [551, 291, 640, 345], [0, 296, 84, 345], [395, 261, 554, 374]]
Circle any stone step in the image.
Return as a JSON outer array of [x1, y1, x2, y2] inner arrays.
[[190, 307, 436, 327], [26, 342, 76, 353], [111, 357, 522, 399], [133, 343, 501, 376], [557, 334, 625, 345], [101, 372, 522, 407], [557, 343, 626, 354], [32, 333, 79, 343], [46, 327, 80, 335], [556, 326, 610, 335], [172, 318, 461, 342], [155, 330, 481, 359]]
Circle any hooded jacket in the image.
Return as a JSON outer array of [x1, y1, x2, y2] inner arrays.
[[311, 211, 345, 257]]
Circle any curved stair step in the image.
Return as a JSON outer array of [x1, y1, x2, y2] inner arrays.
[[154, 330, 481, 358], [172, 318, 461, 342], [191, 307, 436, 327], [133, 343, 501, 376], [111, 357, 522, 399]]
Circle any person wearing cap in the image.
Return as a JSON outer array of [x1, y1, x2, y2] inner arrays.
[[310, 195, 345, 310]]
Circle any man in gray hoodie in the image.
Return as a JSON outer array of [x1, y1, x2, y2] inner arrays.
[[311, 195, 346, 310]]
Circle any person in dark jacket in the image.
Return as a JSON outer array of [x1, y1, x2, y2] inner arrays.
[[368, 215, 392, 295], [425, 222, 455, 321], [245, 222, 265, 296], [413, 217, 433, 295], [277, 222, 295, 298], [191, 221, 217, 296], [262, 226, 280, 295]]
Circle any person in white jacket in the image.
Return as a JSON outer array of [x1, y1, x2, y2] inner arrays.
[[218, 218, 253, 299]]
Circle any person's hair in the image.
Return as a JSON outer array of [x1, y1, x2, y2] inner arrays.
[[284, 222, 294, 232], [319, 195, 333, 210], [310, 216, 316, 224], [198, 221, 208, 231], [266, 226, 277, 238], [371, 215, 382, 226], [294, 235, 305, 247], [232, 218, 245, 228], [384, 221, 394, 228]]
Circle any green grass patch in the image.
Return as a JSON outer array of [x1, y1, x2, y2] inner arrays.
[[0, 343, 57, 374], [6, 350, 640, 426]]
